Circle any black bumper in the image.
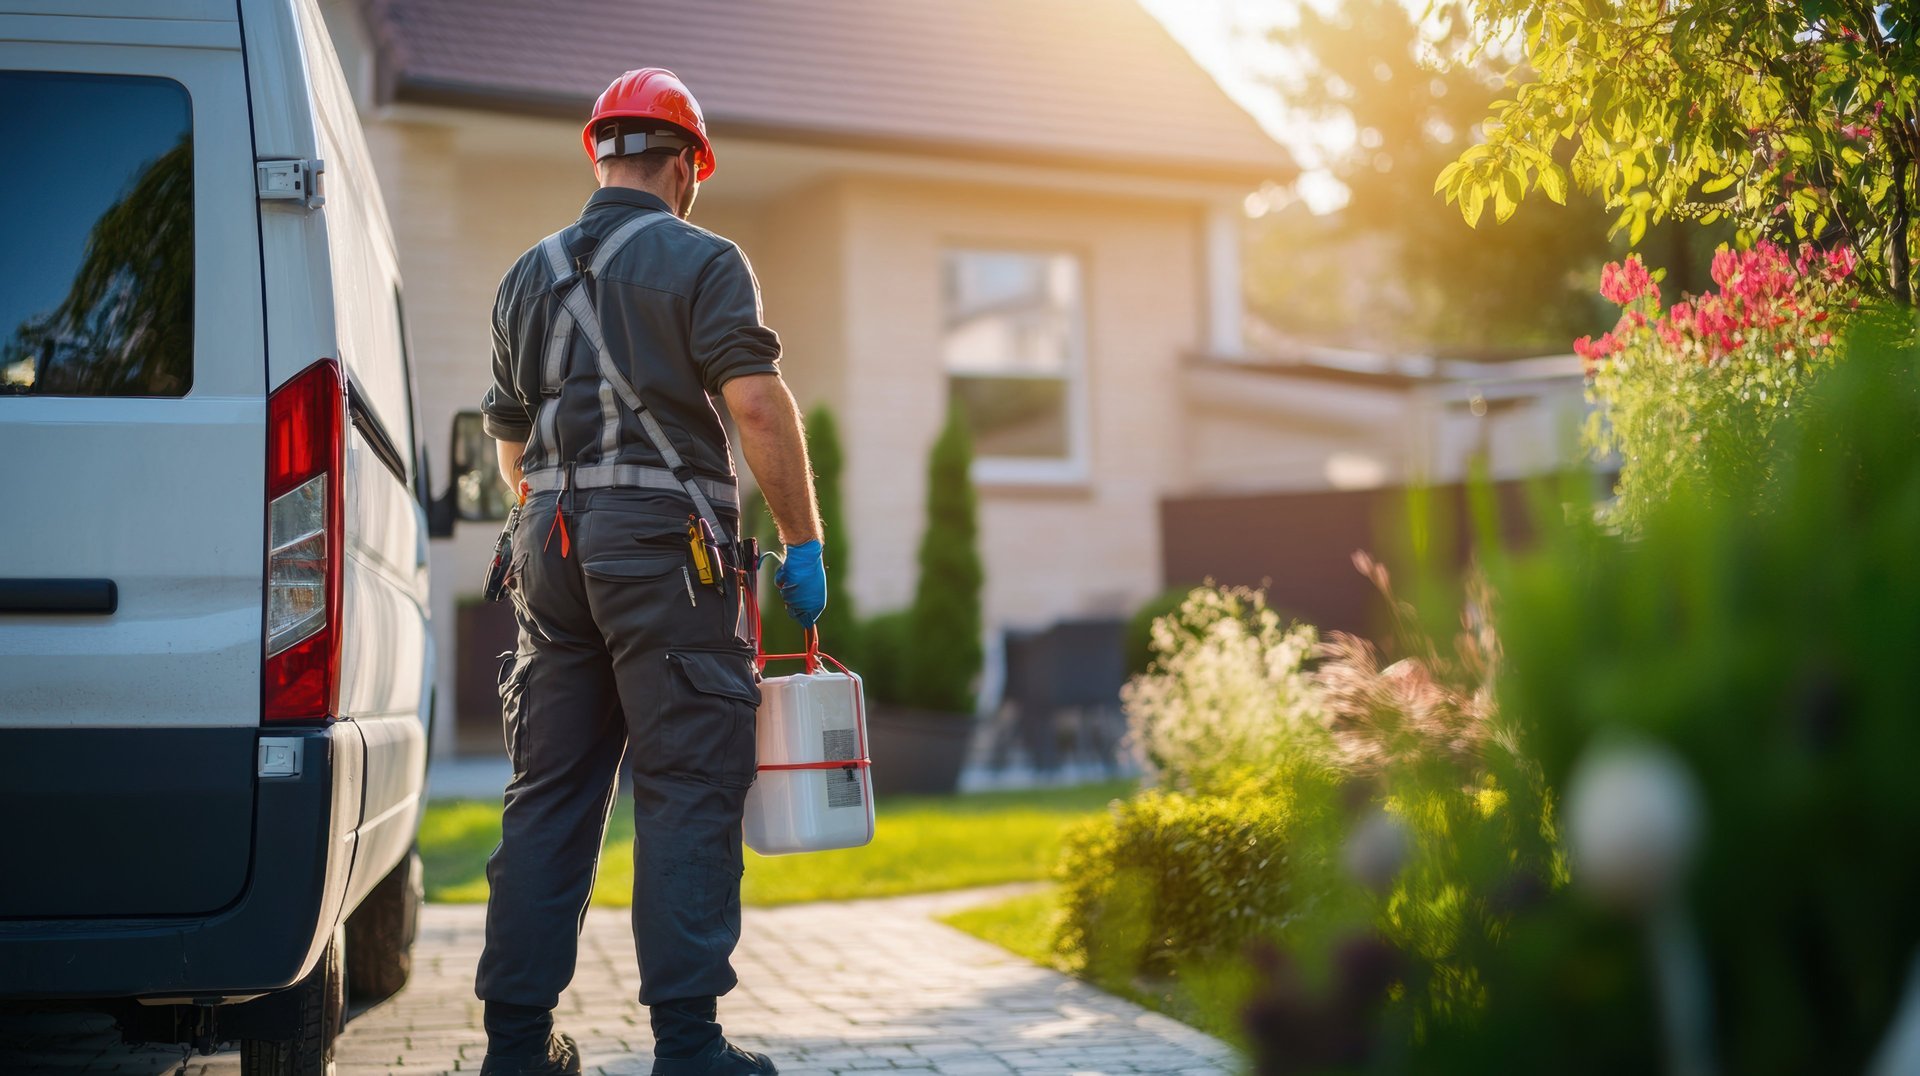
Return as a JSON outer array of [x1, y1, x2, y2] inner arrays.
[[0, 726, 358, 1000]]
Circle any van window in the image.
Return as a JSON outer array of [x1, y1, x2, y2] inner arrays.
[[0, 72, 194, 397]]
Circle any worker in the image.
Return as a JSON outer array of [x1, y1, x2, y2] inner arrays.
[[473, 67, 827, 1076]]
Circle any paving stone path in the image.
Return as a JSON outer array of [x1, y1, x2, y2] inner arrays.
[[0, 886, 1238, 1075]]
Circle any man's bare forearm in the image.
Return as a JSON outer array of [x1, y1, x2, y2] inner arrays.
[[496, 439, 525, 492], [722, 374, 821, 546]]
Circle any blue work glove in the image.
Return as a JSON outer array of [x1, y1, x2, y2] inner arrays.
[[775, 540, 827, 629]]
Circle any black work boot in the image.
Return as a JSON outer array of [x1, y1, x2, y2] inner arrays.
[[480, 1001, 582, 1076], [479, 1031, 583, 1075], [649, 998, 775, 1075], [649, 1035, 777, 1076]]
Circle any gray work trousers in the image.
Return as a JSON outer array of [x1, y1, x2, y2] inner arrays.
[[476, 487, 758, 1013]]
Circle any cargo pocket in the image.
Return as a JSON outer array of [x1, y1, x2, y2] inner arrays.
[[581, 551, 684, 583], [497, 650, 534, 772], [661, 648, 760, 789]]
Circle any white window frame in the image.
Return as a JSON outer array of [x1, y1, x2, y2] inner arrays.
[[941, 247, 1091, 486]]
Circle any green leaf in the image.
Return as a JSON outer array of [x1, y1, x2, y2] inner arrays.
[[1539, 161, 1569, 204], [1435, 160, 1465, 196], [1701, 173, 1737, 194], [1463, 182, 1488, 228]]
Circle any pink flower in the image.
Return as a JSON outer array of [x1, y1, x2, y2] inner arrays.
[[1711, 248, 1740, 288], [1599, 255, 1659, 307]]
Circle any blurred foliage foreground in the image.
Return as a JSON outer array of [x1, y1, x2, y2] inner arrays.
[[1037, 313, 1920, 1075]]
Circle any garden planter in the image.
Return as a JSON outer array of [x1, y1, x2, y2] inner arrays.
[[865, 706, 973, 796]]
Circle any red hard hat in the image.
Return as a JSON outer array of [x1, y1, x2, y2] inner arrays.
[[582, 68, 715, 181]]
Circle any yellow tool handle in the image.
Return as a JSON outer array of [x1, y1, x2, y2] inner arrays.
[[687, 518, 716, 584]]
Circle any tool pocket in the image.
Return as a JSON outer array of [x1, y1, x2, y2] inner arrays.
[[656, 647, 760, 790], [581, 551, 684, 583], [496, 650, 535, 772], [504, 550, 531, 618]]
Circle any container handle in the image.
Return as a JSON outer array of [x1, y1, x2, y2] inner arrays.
[[752, 625, 872, 774]]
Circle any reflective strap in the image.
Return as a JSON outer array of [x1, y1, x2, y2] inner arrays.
[[542, 303, 574, 387], [529, 233, 578, 472], [596, 380, 619, 460], [553, 272, 733, 545], [591, 214, 661, 275], [523, 464, 739, 511], [531, 304, 573, 471], [538, 212, 734, 545]]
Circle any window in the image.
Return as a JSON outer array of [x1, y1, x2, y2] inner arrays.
[[0, 72, 194, 397], [942, 249, 1085, 478]]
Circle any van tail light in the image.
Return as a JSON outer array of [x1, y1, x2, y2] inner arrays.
[[264, 359, 344, 723]]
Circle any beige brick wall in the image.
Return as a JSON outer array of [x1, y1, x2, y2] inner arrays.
[[835, 178, 1202, 632], [751, 181, 849, 418]]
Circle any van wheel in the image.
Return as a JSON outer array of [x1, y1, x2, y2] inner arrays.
[[241, 925, 344, 1076], [345, 848, 423, 1002]]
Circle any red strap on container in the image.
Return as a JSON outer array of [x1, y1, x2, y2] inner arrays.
[[749, 596, 872, 772]]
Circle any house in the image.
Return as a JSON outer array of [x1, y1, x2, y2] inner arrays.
[[315, 0, 1582, 759]]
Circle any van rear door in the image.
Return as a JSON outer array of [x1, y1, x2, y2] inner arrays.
[[0, 5, 269, 918]]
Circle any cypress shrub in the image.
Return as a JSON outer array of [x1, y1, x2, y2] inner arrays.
[[901, 402, 984, 713], [753, 407, 856, 663], [855, 609, 912, 707]]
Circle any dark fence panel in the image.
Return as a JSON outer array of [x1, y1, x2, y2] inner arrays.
[[1158, 479, 1560, 636]]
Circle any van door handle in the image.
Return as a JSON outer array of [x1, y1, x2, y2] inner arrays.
[[0, 579, 118, 614]]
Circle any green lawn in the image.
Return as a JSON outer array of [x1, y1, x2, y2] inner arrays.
[[421, 780, 1133, 907], [940, 885, 1254, 1047]]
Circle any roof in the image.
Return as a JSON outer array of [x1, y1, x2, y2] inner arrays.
[[367, 0, 1296, 183]]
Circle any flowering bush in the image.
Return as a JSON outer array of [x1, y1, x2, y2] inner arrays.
[[1108, 562, 1557, 1034], [1316, 555, 1505, 780], [1308, 555, 1558, 1035], [1577, 243, 1858, 527], [1123, 586, 1326, 793]]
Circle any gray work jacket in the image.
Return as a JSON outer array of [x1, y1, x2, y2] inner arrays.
[[480, 187, 781, 483]]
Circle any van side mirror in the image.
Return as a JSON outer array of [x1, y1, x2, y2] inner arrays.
[[420, 442, 457, 539], [446, 411, 514, 524]]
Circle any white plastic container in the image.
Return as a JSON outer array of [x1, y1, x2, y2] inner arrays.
[[743, 665, 876, 856]]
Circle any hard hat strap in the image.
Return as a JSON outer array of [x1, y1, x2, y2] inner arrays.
[[593, 125, 693, 162]]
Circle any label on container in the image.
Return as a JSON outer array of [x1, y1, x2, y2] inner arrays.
[[823, 728, 862, 810]]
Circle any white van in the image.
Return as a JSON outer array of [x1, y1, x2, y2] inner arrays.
[[0, 1, 435, 1071]]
